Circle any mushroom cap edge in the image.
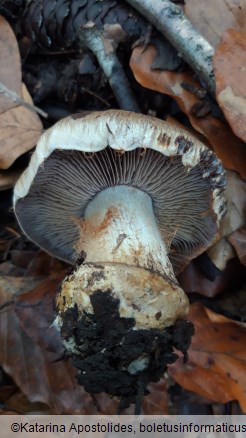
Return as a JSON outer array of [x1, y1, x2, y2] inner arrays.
[[13, 109, 226, 225]]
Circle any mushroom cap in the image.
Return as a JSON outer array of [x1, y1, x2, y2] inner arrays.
[[14, 110, 226, 272]]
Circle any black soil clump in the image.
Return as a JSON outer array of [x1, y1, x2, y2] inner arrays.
[[60, 290, 194, 407]]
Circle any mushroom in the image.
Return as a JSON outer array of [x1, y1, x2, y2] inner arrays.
[[13, 110, 226, 406]]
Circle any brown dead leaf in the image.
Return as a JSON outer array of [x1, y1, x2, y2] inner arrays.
[[213, 29, 246, 142], [0, 276, 43, 296], [0, 85, 43, 169], [1, 247, 66, 277], [3, 391, 50, 414], [9, 250, 40, 270], [228, 227, 246, 265], [206, 170, 246, 269], [185, 0, 246, 47], [205, 306, 246, 327], [0, 16, 21, 112], [0, 262, 26, 277], [130, 46, 246, 179], [23, 250, 66, 277], [15, 273, 66, 354], [0, 272, 94, 413], [0, 18, 43, 169], [169, 303, 246, 412], [141, 379, 169, 414], [207, 238, 235, 271], [220, 170, 246, 237]]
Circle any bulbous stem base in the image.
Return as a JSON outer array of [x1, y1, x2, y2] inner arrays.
[[55, 263, 194, 407]]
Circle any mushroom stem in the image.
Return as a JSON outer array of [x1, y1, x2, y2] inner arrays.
[[55, 185, 192, 402], [79, 185, 176, 282], [56, 185, 190, 332]]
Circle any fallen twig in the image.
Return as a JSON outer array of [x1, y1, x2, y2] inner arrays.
[[126, 0, 215, 95], [77, 24, 140, 112], [0, 82, 48, 118]]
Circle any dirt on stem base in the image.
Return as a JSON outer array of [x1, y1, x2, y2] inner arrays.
[[59, 289, 194, 409]]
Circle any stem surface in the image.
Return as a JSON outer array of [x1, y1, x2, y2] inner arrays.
[[79, 185, 176, 282]]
